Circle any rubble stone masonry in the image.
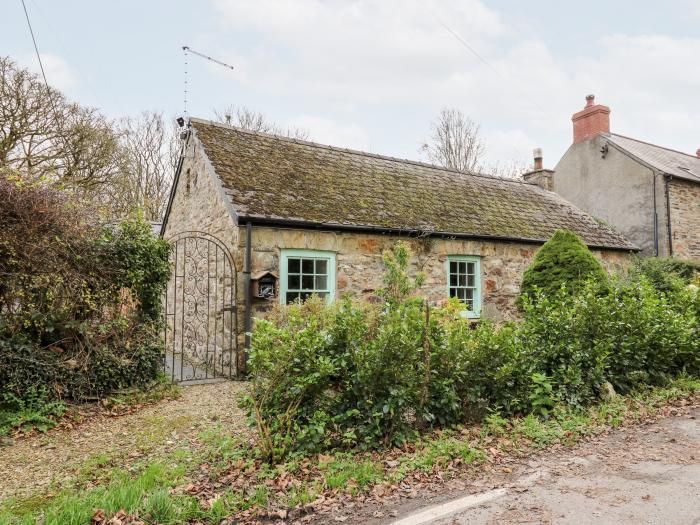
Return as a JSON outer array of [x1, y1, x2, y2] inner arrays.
[[669, 178, 700, 260], [242, 227, 632, 323]]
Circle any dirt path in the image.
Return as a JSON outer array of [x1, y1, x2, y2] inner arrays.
[[0, 381, 249, 501], [341, 405, 700, 525]]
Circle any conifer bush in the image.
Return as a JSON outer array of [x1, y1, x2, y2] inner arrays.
[[519, 229, 607, 304]]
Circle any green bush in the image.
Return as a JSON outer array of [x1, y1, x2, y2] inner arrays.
[[0, 177, 171, 400], [519, 230, 607, 304], [245, 241, 700, 463], [631, 257, 700, 293]]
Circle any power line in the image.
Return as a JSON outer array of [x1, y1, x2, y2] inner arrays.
[[20, 0, 72, 166], [21, 0, 51, 90], [435, 17, 548, 116], [28, 0, 115, 114]]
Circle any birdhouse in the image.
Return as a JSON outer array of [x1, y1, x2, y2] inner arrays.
[[251, 271, 278, 300]]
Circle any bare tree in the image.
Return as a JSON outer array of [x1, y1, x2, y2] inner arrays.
[[109, 112, 179, 221], [0, 56, 120, 191], [213, 105, 309, 140], [485, 159, 528, 180], [421, 108, 529, 179], [420, 108, 485, 173]]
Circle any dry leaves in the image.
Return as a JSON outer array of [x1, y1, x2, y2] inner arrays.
[[91, 509, 147, 525]]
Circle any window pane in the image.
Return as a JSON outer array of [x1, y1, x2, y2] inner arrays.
[[458, 262, 467, 274], [315, 275, 327, 290], [301, 275, 314, 289], [301, 259, 314, 273], [315, 259, 327, 274], [288, 258, 300, 273], [299, 292, 312, 302], [449, 274, 457, 286], [286, 292, 299, 304], [458, 274, 466, 286], [449, 287, 458, 298], [449, 261, 457, 273], [288, 275, 300, 289], [457, 288, 466, 301], [467, 274, 475, 287], [465, 289, 473, 301], [467, 262, 475, 275], [316, 292, 328, 299]]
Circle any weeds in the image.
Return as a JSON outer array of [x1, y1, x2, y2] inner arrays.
[[0, 388, 66, 437], [1, 379, 697, 525]]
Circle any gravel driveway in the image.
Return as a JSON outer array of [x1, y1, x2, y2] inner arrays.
[[0, 381, 249, 501]]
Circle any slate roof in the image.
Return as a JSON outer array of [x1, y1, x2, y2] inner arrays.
[[606, 133, 700, 183], [190, 118, 636, 250]]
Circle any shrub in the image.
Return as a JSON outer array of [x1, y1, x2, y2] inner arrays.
[[631, 257, 700, 293], [246, 241, 700, 462], [0, 177, 170, 400], [519, 230, 607, 304]]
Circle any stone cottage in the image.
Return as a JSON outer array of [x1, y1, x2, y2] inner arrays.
[[161, 118, 635, 367], [526, 95, 700, 259]]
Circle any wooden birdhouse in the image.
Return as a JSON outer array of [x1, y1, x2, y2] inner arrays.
[[251, 271, 278, 300]]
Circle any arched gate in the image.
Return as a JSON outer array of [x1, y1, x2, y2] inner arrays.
[[163, 232, 238, 382]]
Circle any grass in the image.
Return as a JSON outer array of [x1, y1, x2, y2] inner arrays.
[[1, 377, 697, 525]]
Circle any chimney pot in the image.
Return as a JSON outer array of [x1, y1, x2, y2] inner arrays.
[[533, 147, 543, 170], [572, 94, 611, 144]]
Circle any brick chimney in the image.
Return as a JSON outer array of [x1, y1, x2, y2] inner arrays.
[[523, 148, 554, 190], [533, 147, 543, 170], [572, 94, 610, 144]]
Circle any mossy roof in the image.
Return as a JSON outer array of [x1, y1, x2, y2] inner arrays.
[[191, 119, 636, 250]]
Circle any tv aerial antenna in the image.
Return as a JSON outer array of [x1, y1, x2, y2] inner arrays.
[[182, 46, 235, 120]]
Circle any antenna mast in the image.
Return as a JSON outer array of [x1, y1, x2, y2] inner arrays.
[[182, 46, 235, 119]]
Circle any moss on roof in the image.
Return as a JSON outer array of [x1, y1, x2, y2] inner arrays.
[[191, 119, 636, 250]]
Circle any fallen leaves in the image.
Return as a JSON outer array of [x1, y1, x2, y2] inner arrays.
[[91, 508, 147, 525]]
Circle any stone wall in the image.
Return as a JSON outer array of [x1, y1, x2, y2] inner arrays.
[[239, 226, 632, 323], [669, 178, 700, 260], [162, 134, 241, 378], [162, 136, 239, 252]]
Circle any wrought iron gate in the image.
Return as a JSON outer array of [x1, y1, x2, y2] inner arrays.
[[163, 232, 238, 382]]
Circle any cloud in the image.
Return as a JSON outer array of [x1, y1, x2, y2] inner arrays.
[[22, 53, 78, 92], [211, 0, 508, 103], [208, 0, 700, 164], [287, 114, 371, 150]]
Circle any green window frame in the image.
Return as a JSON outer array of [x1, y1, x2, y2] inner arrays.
[[446, 256, 481, 318], [279, 249, 336, 305]]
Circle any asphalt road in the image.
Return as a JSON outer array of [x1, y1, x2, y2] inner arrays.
[[392, 408, 700, 525]]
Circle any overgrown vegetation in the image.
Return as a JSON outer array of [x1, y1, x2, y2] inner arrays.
[[245, 238, 700, 462], [631, 256, 700, 293], [2, 378, 697, 525], [0, 388, 66, 437], [0, 176, 171, 402]]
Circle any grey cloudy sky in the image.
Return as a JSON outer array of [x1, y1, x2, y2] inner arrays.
[[4, 0, 700, 169]]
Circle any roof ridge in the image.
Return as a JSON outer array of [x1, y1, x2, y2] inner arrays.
[[189, 117, 532, 186], [608, 132, 700, 163]]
